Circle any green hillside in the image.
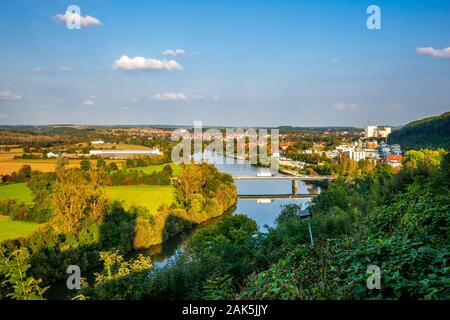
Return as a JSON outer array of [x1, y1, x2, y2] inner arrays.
[[388, 112, 450, 150]]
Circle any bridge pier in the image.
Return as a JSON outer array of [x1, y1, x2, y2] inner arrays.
[[292, 179, 298, 195]]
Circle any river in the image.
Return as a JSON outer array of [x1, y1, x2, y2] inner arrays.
[[45, 151, 318, 299]]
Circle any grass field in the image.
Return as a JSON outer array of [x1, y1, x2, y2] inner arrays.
[[0, 158, 125, 175], [104, 185, 175, 213], [0, 183, 34, 204], [132, 163, 182, 176], [0, 215, 39, 242]]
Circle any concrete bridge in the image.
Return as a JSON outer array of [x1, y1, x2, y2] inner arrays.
[[232, 175, 333, 195], [238, 194, 318, 200]]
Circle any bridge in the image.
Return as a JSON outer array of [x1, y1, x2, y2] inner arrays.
[[232, 175, 333, 195], [238, 194, 318, 200], [232, 175, 334, 181]]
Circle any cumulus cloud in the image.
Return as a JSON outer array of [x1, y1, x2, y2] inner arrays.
[[113, 55, 183, 71], [333, 102, 358, 111], [54, 12, 102, 27], [0, 90, 23, 101], [83, 99, 95, 106], [33, 67, 44, 72], [416, 46, 450, 58], [154, 93, 188, 101], [162, 49, 186, 57]]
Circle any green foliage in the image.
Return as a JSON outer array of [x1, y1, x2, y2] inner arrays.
[[83, 250, 152, 300], [0, 248, 48, 300], [388, 112, 450, 150]]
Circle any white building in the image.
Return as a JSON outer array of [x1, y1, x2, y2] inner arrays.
[[46, 152, 61, 158], [377, 127, 392, 138], [91, 140, 105, 145], [89, 148, 161, 158], [364, 125, 392, 138], [347, 151, 366, 162], [365, 125, 378, 138]]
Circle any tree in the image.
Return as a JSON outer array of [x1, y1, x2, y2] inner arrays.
[[163, 164, 173, 176], [176, 164, 204, 207], [18, 165, 32, 179], [80, 160, 91, 171], [55, 157, 69, 170], [96, 158, 106, 169], [51, 168, 109, 233], [108, 162, 119, 171]]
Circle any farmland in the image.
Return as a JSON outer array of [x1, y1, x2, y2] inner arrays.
[[103, 185, 176, 213], [131, 163, 182, 176], [0, 183, 34, 204], [0, 158, 126, 175], [0, 215, 39, 242]]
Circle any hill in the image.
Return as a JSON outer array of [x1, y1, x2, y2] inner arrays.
[[388, 112, 450, 150]]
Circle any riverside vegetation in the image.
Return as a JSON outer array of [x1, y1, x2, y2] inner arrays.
[[0, 149, 448, 300], [0, 159, 237, 299], [80, 148, 450, 300]]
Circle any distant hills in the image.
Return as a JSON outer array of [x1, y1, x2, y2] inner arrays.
[[388, 112, 450, 150]]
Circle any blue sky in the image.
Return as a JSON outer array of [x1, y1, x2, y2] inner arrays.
[[0, 0, 449, 127]]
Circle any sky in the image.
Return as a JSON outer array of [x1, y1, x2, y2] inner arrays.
[[0, 0, 449, 127]]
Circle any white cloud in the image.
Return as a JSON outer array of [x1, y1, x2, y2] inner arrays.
[[329, 58, 341, 64], [0, 90, 23, 101], [416, 46, 450, 58], [61, 67, 70, 72], [333, 102, 358, 111], [130, 97, 139, 102], [33, 67, 44, 72], [154, 93, 188, 101], [83, 99, 95, 106], [113, 55, 183, 71], [213, 96, 220, 101], [162, 49, 187, 57], [191, 94, 206, 100], [54, 13, 102, 27]]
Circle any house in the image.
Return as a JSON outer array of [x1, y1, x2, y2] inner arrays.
[[386, 154, 403, 167], [91, 140, 105, 145], [279, 141, 295, 150], [47, 152, 61, 158]]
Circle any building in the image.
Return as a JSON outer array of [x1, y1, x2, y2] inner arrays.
[[89, 148, 161, 159], [364, 125, 392, 138], [347, 150, 366, 162], [365, 125, 378, 138], [46, 152, 61, 158], [279, 141, 295, 150], [377, 127, 391, 138], [386, 154, 403, 168], [91, 140, 105, 145]]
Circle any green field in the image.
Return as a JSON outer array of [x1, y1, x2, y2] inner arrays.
[[104, 185, 176, 214], [0, 215, 39, 242], [0, 183, 34, 204], [131, 163, 182, 176]]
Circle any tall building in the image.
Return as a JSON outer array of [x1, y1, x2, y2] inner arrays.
[[377, 127, 392, 138], [365, 125, 377, 138], [364, 125, 392, 138]]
